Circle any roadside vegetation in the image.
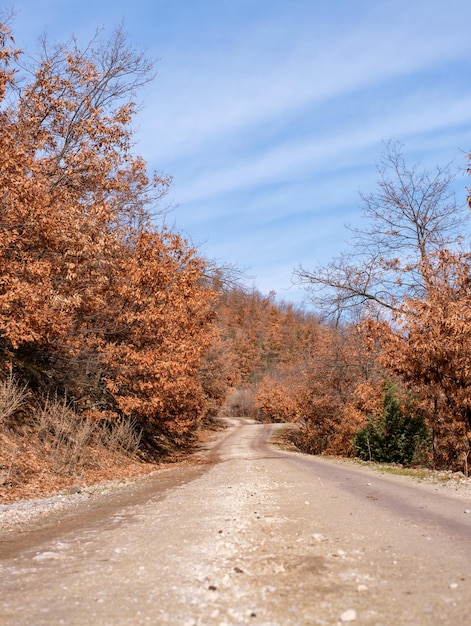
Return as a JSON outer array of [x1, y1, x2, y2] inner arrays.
[[1, 17, 470, 502]]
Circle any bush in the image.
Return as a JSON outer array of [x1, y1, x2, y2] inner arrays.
[[352, 384, 430, 465], [223, 387, 258, 417], [0, 372, 29, 424]]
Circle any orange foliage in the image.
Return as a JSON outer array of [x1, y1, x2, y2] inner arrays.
[[0, 23, 217, 449], [256, 374, 303, 423], [379, 251, 471, 469], [247, 307, 386, 456], [290, 324, 382, 455], [3, 19, 469, 473], [100, 230, 216, 440], [217, 288, 317, 384]]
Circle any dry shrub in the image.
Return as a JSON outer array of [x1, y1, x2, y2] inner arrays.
[[0, 372, 29, 423], [35, 397, 97, 471], [35, 397, 143, 472], [223, 387, 258, 417], [99, 417, 142, 455]]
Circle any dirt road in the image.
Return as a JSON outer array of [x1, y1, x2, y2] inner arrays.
[[1, 418, 470, 625]]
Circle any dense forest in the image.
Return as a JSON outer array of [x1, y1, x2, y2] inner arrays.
[[1, 21, 471, 500]]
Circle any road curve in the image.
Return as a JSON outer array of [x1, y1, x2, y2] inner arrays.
[[1, 418, 470, 625]]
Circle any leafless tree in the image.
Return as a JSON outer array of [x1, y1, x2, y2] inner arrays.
[[295, 142, 470, 322]]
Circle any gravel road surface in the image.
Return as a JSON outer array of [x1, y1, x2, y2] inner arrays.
[[1, 418, 470, 625]]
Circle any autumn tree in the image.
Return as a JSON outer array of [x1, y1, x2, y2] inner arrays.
[[0, 21, 218, 453], [291, 322, 385, 455], [379, 250, 471, 470], [1, 24, 162, 364], [99, 229, 217, 443], [295, 143, 469, 322], [216, 288, 275, 384], [288, 143, 471, 469]]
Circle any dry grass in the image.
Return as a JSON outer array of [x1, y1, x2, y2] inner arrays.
[[353, 460, 462, 482], [34, 397, 142, 472], [0, 376, 211, 504], [99, 417, 142, 455], [0, 382, 154, 504], [0, 372, 29, 424], [35, 397, 97, 471]]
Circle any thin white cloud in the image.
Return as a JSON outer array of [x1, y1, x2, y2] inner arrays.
[[169, 92, 471, 208], [139, 0, 471, 162]]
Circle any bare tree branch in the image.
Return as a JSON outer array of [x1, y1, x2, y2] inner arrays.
[[295, 142, 470, 321]]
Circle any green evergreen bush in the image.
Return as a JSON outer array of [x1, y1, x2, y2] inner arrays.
[[353, 384, 430, 465]]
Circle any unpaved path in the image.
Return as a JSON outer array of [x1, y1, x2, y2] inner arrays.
[[1, 418, 470, 625]]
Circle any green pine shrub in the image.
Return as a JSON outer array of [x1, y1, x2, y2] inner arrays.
[[353, 384, 430, 465]]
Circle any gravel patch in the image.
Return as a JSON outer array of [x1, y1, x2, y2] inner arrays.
[[0, 474, 157, 536]]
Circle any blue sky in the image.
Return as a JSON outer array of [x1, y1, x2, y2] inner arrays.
[[9, 0, 471, 306]]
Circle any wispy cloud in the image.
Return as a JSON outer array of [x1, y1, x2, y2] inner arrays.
[[159, 90, 471, 211], [139, 0, 471, 163], [10, 0, 471, 303]]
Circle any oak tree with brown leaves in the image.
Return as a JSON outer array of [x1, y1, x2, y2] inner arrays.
[[0, 20, 217, 452], [379, 251, 471, 470]]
